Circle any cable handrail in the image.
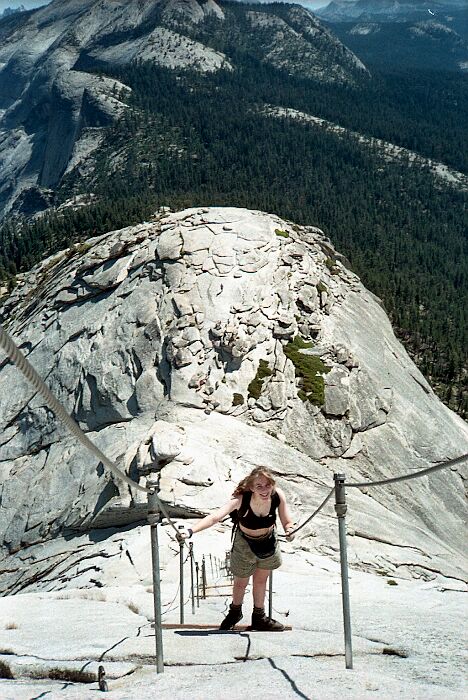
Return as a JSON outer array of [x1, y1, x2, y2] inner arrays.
[[277, 453, 468, 538], [346, 452, 468, 489], [278, 487, 335, 539], [0, 324, 181, 535], [2, 324, 467, 540]]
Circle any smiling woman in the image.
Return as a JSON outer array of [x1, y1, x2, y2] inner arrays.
[[179, 467, 295, 631]]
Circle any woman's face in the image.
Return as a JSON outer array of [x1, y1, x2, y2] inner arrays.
[[252, 476, 273, 501]]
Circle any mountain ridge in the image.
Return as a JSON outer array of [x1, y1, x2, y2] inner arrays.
[[0, 0, 368, 219]]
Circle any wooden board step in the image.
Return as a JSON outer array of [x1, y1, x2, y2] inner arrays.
[[161, 623, 292, 631]]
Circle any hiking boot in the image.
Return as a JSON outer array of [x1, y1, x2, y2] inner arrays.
[[219, 604, 243, 630], [251, 608, 285, 632]]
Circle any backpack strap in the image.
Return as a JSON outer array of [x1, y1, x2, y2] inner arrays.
[[272, 490, 280, 511], [231, 492, 251, 542], [239, 491, 251, 519]]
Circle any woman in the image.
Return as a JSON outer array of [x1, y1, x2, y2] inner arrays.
[[179, 467, 294, 631]]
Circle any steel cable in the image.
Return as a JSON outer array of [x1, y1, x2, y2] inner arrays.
[[346, 452, 468, 488], [3, 323, 466, 540], [277, 487, 335, 539], [275, 453, 467, 538], [0, 324, 181, 534]]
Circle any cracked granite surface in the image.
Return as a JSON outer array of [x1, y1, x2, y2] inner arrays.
[[0, 206, 467, 593]]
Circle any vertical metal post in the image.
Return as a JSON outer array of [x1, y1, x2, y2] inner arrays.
[[195, 562, 200, 607], [179, 537, 185, 624], [202, 555, 207, 599], [147, 487, 164, 673], [334, 473, 353, 670], [189, 543, 195, 615], [268, 570, 273, 619]]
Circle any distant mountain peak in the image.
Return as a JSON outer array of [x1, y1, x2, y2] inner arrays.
[[1, 5, 26, 18], [317, 0, 467, 21]]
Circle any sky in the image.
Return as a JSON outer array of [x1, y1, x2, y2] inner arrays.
[[0, 0, 329, 13], [0, 0, 48, 9]]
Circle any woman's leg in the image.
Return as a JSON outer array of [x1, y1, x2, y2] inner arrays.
[[219, 576, 250, 629], [252, 568, 270, 608], [232, 576, 249, 605], [251, 567, 284, 631]]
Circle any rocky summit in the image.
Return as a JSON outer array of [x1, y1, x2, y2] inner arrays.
[[0, 206, 467, 598]]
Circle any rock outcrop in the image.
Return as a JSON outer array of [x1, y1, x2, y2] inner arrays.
[[0, 206, 467, 595]]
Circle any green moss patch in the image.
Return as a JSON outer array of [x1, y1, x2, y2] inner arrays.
[[232, 393, 245, 406], [325, 257, 340, 275], [248, 359, 273, 400], [317, 281, 328, 294], [284, 336, 330, 406], [288, 336, 314, 350]]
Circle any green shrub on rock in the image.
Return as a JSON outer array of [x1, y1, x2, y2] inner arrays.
[[317, 281, 328, 294], [248, 359, 273, 400], [325, 257, 340, 275], [284, 336, 330, 406], [288, 336, 313, 350], [232, 393, 245, 406]]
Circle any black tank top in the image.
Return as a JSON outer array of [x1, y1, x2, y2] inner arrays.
[[237, 491, 280, 530]]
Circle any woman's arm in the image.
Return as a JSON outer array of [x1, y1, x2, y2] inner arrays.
[[277, 487, 294, 538], [180, 496, 241, 538]]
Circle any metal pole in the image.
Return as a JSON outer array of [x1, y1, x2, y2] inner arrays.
[[196, 562, 200, 608], [202, 555, 207, 599], [179, 536, 185, 624], [334, 473, 353, 670], [148, 487, 164, 673], [189, 543, 195, 615], [268, 570, 273, 619]]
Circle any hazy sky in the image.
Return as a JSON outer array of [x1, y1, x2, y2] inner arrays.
[[0, 0, 48, 8], [0, 0, 329, 12]]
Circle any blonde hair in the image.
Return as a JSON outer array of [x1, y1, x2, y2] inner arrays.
[[233, 467, 276, 497]]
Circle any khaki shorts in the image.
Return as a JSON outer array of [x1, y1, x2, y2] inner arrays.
[[230, 529, 282, 578]]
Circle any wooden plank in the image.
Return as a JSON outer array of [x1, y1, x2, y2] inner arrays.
[[161, 623, 292, 631]]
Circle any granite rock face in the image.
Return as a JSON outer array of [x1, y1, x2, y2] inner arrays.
[[0, 206, 467, 594]]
